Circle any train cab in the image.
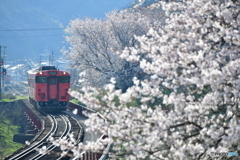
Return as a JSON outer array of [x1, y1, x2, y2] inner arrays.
[[28, 66, 70, 112]]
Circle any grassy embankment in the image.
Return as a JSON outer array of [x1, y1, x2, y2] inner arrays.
[[0, 94, 27, 102], [0, 119, 23, 159], [0, 94, 25, 159]]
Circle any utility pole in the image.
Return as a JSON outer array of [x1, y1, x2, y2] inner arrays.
[[48, 55, 51, 66], [0, 45, 2, 100], [51, 50, 54, 66], [39, 55, 42, 66], [2, 46, 6, 88], [0, 45, 6, 100]]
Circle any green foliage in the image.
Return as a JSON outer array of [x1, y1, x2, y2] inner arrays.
[[0, 99, 11, 102], [0, 101, 23, 158], [112, 96, 121, 107], [1, 94, 16, 101], [126, 98, 140, 108], [0, 94, 27, 102], [0, 119, 22, 159], [16, 96, 28, 100], [70, 99, 86, 106]]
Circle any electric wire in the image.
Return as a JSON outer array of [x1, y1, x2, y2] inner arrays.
[[0, 28, 66, 31], [0, 34, 67, 38], [0, 28, 69, 37]]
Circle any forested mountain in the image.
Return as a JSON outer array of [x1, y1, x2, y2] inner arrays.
[[0, 1, 62, 60], [0, 0, 133, 60]]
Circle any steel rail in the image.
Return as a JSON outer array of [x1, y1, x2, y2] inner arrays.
[[6, 81, 27, 96], [32, 114, 71, 160], [56, 115, 83, 160], [9, 114, 56, 160]]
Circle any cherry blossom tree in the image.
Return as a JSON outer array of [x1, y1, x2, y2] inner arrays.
[[64, 9, 163, 91], [58, 0, 240, 159]]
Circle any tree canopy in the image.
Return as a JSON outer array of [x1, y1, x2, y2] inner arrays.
[[57, 0, 240, 159], [65, 9, 165, 91]]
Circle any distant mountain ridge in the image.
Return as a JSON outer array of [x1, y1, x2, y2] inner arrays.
[[0, 0, 133, 60]]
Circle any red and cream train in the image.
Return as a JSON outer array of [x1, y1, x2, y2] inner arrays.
[[27, 66, 70, 112]]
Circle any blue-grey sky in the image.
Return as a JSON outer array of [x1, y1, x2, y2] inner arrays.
[[28, 0, 134, 26], [0, 0, 134, 60]]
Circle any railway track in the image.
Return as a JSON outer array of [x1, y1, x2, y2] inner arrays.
[[3, 81, 106, 159], [5, 81, 28, 96], [6, 101, 83, 160]]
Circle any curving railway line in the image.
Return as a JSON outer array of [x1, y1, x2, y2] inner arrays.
[[4, 81, 107, 160], [5, 100, 83, 160]]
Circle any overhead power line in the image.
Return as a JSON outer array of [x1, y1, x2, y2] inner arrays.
[[0, 28, 66, 31], [0, 34, 67, 38]]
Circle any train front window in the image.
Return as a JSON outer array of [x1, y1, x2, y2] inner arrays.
[[36, 76, 47, 83], [49, 78, 56, 85], [58, 76, 70, 83]]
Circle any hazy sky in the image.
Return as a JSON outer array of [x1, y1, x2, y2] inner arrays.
[[1, 0, 134, 27], [0, 0, 134, 60], [30, 0, 135, 26]]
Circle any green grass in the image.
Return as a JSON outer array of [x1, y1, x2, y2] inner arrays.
[[15, 96, 27, 100], [0, 120, 23, 159], [0, 99, 24, 159], [0, 95, 27, 102], [70, 99, 86, 106]]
